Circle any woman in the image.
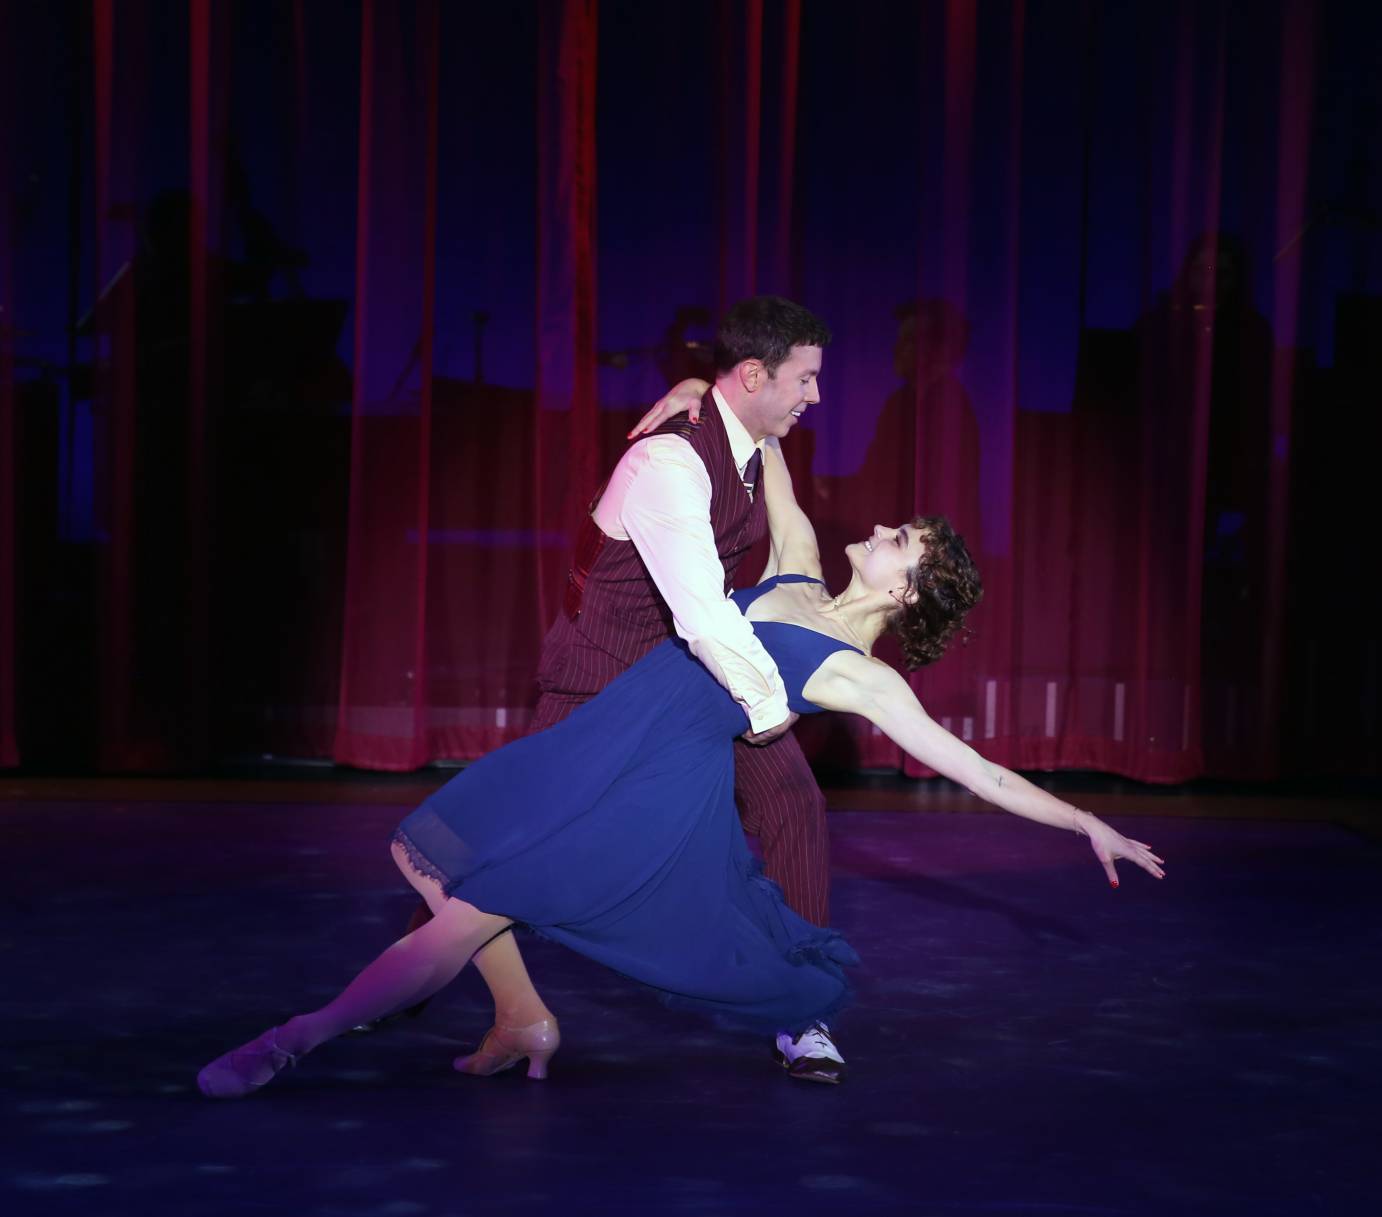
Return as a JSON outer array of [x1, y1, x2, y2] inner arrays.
[[198, 436, 1163, 1099]]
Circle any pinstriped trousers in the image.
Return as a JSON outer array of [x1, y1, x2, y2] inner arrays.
[[530, 689, 832, 927]]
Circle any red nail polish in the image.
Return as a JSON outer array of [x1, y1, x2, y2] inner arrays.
[[1110, 879, 1119, 889]]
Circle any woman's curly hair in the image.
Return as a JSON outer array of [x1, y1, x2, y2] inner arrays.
[[885, 516, 983, 669]]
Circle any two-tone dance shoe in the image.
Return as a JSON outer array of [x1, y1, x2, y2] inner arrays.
[[774, 1021, 846, 1084], [453, 1018, 560, 1080], [197, 1027, 299, 1098]]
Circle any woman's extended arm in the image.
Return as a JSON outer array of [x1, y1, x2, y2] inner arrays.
[[758, 437, 822, 583], [805, 655, 1166, 886]]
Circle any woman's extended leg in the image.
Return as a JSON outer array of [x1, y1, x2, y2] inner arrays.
[[198, 842, 525, 1097]]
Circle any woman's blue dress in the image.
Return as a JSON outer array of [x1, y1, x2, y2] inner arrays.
[[394, 575, 860, 1033]]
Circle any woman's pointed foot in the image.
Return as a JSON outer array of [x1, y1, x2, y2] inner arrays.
[[197, 1026, 299, 1098], [453, 1017, 560, 1080]]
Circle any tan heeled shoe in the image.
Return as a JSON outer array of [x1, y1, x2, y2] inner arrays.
[[197, 1026, 299, 1099], [453, 1017, 560, 1080]]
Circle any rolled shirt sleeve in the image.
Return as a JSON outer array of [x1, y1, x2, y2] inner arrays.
[[607, 437, 791, 733]]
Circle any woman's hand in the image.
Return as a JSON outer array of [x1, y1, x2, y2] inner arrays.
[[626, 378, 711, 438], [1075, 813, 1166, 887]]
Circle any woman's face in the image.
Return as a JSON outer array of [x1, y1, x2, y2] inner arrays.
[[846, 523, 929, 596]]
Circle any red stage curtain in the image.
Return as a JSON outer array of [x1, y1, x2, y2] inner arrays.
[[80, 0, 232, 769], [92, 0, 157, 769], [795, 0, 1325, 783], [3, 0, 1371, 781], [533, 0, 600, 630], [332, 0, 442, 770]]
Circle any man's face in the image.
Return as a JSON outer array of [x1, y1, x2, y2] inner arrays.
[[740, 344, 822, 441]]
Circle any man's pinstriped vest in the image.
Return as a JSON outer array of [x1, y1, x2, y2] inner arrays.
[[535, 392, 767, 699]]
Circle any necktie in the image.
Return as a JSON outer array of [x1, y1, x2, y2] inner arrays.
[[742, 449, 762, 495]]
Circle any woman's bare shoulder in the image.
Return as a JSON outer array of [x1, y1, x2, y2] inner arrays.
[[803, 648, 911, 714]]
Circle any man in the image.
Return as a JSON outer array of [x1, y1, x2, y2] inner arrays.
[[406, 296, 845, 1083]]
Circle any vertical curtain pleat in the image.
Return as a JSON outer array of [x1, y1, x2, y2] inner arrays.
[[0, 1, 17, 765], [741, 0, 763, 298], [534, 0, 599, 628], [1259, 0, 1314, 776], [413, 4, 440, 763], [997, 0, 1026, 759], [773, 0, 801, 295], [902, 0, 994, 774], [92, 0, 139, 769], [715, 0, 766, 311], [184, 0, 228, 767], [333, 0, 440, 770]]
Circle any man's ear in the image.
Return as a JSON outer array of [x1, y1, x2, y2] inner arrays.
[[738, 359, 763, 393]]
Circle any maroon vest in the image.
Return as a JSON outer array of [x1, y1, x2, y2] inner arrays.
[[537, 393, 767, 697]]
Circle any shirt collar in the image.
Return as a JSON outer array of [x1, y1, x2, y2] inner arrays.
[[712, 385, 764, 473]]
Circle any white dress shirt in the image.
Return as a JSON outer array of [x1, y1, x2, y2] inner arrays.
[[591, 386, 790, 732]]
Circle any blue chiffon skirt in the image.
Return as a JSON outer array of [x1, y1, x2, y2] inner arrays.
[[394, 639, 856, 1033]]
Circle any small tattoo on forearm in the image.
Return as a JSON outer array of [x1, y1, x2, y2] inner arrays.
[[996, 774, 1005, 788]]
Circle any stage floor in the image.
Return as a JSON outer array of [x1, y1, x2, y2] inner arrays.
[[2, 780, 1377, 1216]]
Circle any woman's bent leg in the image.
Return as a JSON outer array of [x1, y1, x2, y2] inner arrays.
[[393, 836, 553, 1030], [471, 932, 551, 1028]]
